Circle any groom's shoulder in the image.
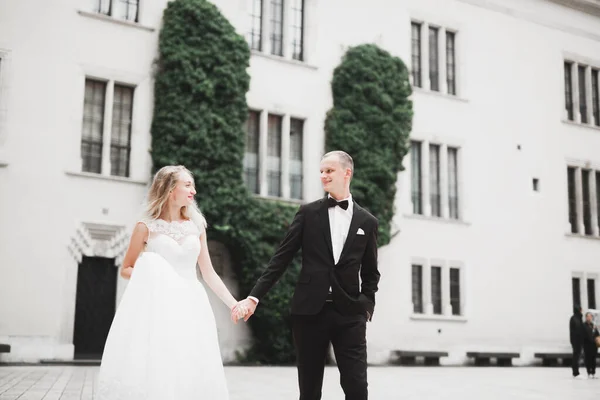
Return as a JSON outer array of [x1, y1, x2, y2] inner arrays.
[[300, 198, 325, 212]]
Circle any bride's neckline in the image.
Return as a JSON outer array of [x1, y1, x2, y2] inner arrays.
[[155, 218, 191, 224]]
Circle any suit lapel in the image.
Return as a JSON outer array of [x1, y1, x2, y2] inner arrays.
[[318, 198, 334, 261], [337, 203, 365, 265]]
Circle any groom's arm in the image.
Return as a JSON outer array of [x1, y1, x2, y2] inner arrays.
[[248, 205, 305, 301], [360, 218, 380, 303]]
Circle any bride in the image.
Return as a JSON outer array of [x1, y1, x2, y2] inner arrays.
[[95, 165, 248, 400]]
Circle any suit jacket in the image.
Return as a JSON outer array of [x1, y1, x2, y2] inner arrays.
[[249, 196, 381, 320]]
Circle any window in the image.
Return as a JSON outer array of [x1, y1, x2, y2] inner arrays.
[[567, 166, 578, 234], [269, 0, 284, 56], [448, 147, 459, 219], [410, 141, 422, 214], [450, 268, 461, 316], [95, 0, 139, 22], [428, 27, 439, 92], [429, 144, 441, 217], [243, 111, 260, 194], [290, 0, 304, 61], [411, 22, 422, 88], [573, 277, 581, 308], [267, 115, 282, 196], [80, 78, 135, 177], [243, 111, 305, 200], [411, 141, 461, 220], [588, 278, 596, 309], [431, 266, 442, 315], [110, 84, 134, 177], [567, 166, 600, 237], [289, 118, 304, 199], [411, 22, 457, 95], [446, 31, 456, 95], [564, 62, 574, 121], [81, 79, 107, 174], [412, 264, 423, 314], [247, 0, 263, 51]]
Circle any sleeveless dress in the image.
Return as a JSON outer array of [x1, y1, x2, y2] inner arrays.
[[95, 219, 229, 399]]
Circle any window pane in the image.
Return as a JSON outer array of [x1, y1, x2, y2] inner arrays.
[[448, 147, 459, 219], [579, 65, 588, 123], [431, 266, 442, 315], [411, 22, 421, 88], [592, 69, 599, 126], [290, 0, 304, 61], [247, 0, 263, 51], [429, 27, 439, 91], [412, 265, 423, 314], [270, 0, 284, 56], [267, 114, 282, 196], [110, 84, 134, 177], [112, 0, 139, 22], [446, 31, 456, 95], [564, 62, 574, 121], [450, 268, 460, 316], [290, 118, 303, 199], [582, 169, 592, 235], [81, 79, 106, 174], [567, 167, 578, 234], [429, 144, 441, 217], [588, 279, 596, 310], [243, 111, 260, 194], [411, 141, 422, 214], [573, 277, 581, 309]]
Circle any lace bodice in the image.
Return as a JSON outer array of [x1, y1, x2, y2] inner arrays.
[[139, 219, 203, 280]]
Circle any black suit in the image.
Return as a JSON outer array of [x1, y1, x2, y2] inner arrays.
[[249, 196, 380, 400]]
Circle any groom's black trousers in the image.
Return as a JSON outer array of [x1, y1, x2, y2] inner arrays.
[[291, 301, 368, 400]]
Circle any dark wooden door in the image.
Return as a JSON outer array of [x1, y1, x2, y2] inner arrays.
[[73, 256, 117, 359]]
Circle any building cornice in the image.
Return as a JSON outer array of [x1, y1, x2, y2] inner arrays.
[[546, 0, 600, 18]]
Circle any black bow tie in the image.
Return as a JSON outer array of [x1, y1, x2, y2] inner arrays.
[[327, 197, 349, 210]]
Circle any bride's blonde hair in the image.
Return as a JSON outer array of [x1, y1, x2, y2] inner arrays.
[[143, 165, 207, 229]]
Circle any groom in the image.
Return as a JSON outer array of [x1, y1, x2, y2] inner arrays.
[[234, 150, 380, 400]]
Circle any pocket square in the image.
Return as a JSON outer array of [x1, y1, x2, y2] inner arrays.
[[357, 228, 365, 235]]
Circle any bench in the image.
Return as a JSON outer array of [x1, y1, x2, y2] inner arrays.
[[466, 352, 520, 366], [392, 350, 448, 366], [534, 352, 572, 367], [534, 352, 600, 366]]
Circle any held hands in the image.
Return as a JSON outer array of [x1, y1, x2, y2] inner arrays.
[[230, 298, 257, 324]]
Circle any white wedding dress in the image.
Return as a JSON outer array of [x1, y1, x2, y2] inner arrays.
[[95, 219, 229, 400]]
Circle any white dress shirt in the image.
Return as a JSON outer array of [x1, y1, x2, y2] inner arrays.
[[328, 194, 353, 265]]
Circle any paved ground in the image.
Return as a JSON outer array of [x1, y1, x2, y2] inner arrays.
[[0, 365, 597, 399]]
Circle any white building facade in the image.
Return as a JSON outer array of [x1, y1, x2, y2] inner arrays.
[[1, 0, 599, 365]]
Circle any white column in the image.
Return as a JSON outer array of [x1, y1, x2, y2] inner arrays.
[[573, 64, 581, 124], [423, 261, 433, 315], [421, 23, 429, 91], [440, 144, 449, 218], [101, 81, 114, 176], [281, 114, 291, 198], [439, 28, 447, 94], [259, 110, 269, 197], [442, 264, 452, 316], [590, 171, 599, 236], [575, 167, 584, 234], [422, 141, 431, 216]]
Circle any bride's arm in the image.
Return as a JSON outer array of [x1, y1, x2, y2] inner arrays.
[[120, 222, 149, 279], [197, 232, 238, 310]]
